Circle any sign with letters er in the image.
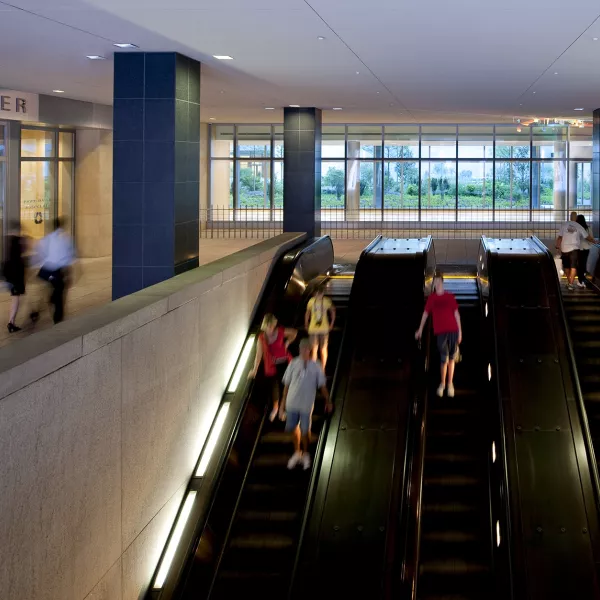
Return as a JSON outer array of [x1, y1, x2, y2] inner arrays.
[[0, 90, 39, 122]]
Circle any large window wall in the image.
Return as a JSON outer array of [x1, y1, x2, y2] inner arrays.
[[210, 123, 592, 221]]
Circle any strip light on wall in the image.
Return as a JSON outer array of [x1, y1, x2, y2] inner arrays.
[[492, 441, 496, 463], [196, 403, 230, 477], [227, 335, 255, 393], [153, 490, 197, 589]]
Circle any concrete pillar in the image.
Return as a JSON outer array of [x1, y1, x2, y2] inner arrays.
[[593, 109, 600, 235], [347, 141, 360, 213]]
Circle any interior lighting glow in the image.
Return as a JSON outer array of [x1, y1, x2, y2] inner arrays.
[[227, 335, 256, 393], [485, 302, 488, 318], [114, 43, 138, 48], [265, 107, 275, 110], [53, 90, 65, 93], [196, 403, 230, 477], [488, 364, 492, 381], [492, 441, 496, 463], [317, 36, 325, 40], [153, 491, 197, 589], [574, 108, 584, 111], [209, 117, 216, 121], [496, 520, 501, 547], [332, 107, 343, 110], [86, 55, 105, 60], [213, 55, 234, 60], [594, 37, 598, 41], [289, 104, 300, 108]]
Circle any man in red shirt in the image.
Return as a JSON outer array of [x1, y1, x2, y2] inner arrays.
[[415, 272, 462, 397]]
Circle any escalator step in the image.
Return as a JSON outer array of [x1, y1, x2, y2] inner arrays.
[[422, 530, 479, 543], [229, 533, 295, 550], [584, 392, 600, 403], [419, 558, 488, 576], [424, 475, 480, 487]]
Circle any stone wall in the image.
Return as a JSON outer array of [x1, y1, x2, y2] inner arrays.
[[0, 233, 304, 600]]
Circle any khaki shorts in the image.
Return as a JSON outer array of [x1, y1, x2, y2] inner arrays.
[[310, 333, 329, 348]]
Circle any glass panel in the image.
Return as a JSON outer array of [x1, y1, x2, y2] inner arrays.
[[458, 162, 492, 208], [421, 126, 456, 159], [495, 125, 530, 158], [569, 127, 592, 160], [347, 161, 382, 209], [322, 125, 345, 158], [0, 122, 5, 156], [458, 126, 493, 158], [236, 125, 271, 158], [211, 125, 234, 159], [21, 128, 55, 158], [532, 125, 567, 159], [0, 161, 5, 261], [532, 161, 566, 209], [421, 161, 456, 208], [21, 160, 56, 239], [347, 125, 382, 159], [383, 161, 419, 209], [321, 161, 345, 208], [210, 160, 233, 209], [273, 161, 283, 209], [495, 162, 530, 209], [571, 162, 592, 208], [59, 132, 74, 158], [274, 125, 284, 158], [384, 126, 419, 159], [237, 160, 270, 208], [58, 161, 74, 229]]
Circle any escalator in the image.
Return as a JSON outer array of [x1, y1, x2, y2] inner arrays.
[[417, 272, 493, 599]]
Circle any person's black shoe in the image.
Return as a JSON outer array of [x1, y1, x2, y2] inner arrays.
[[7, 323, 22, 333], [30, 311, 40, 323]]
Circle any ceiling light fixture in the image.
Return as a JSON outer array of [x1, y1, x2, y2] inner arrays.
[[264, 107, 275, 110], [317, 36, 325, 40], [574, 107, 584, 110], [332, 107, 343, 110], [213, 55, 234, 60], [289, 104, 300, 107], [594, 37, 599, 41], [356, 71, 360, 75], [53, 89, 65, 93], [209, 117, 216, 120], [86, 55, 105, 60], [376, 91, 380, 94], [554, 72, 558, 75], [113, 43, 138, 49], [533, 91, 536, 94]]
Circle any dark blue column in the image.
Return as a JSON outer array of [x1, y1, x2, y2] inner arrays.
[[112, 52, 200, 300], [283, 107, 322, 238]]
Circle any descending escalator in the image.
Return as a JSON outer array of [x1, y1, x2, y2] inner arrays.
[[417, 273, 492, 599]]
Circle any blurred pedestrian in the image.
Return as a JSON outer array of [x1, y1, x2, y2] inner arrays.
[[305, 286, 336, 371], [576, 214, 594, 288], [2, 221, 26, 333], [556, 211, 594, 291]]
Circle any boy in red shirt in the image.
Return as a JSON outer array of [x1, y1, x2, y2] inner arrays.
[[415, 272, 462, 397]]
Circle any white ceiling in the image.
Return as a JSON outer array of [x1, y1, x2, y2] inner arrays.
[[2, 0, 600, 123]]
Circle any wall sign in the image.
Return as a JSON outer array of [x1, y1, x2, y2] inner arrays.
[[0, 90, 39, 122]]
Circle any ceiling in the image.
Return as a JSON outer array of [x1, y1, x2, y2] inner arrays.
[[2, 0, 600, 124]]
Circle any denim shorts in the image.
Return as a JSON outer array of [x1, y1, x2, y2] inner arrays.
[[437, 332, 459, 364], [285, 410, 312, 436]]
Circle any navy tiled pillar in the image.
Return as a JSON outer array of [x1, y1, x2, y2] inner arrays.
[[593, 109, 600, 236], [283, 107, 322, 238], [112, 52, 200, 300]]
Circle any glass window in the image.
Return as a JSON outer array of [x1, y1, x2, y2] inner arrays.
[[322, 125, 345, 158], [571, 162, 592, 208], [0, 122, 5, 156], [236, 125, 271, 158], [384, 126, 419, 159], [321, 161, 345, 208], [59, 132, 74, 158], [458, 126, 493, 159], [495, 162, 530, 209], [58, 161, 74, 226], [210, 160, 233, 210], [347, 160, 382, 210], [532, 125, 567, 159], [569, 127, 592, 160], [421, 126, 456, 159], [495, 125, 530, 159], [532, 161, 566, 209], [273, 161, 283, 209], [421, 161, 456, 208], [273, 125, 284, 159], [211, 125, 234, 159], [237, 160, 270, 208], [383, 161, 419, 209], [21, 160, 56, 240], [347, 125, 382, 159], [458, 162, 492, 208], [21, 128, 55, 158]]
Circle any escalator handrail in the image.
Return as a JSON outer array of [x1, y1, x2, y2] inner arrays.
[[529, 235, 600, 514]]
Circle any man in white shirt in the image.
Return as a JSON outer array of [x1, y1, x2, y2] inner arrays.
[[556, 212, 595, 291], [34, 218, 77, 324]]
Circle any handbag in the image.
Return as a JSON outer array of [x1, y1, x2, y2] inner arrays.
[[454, 347, 462, 363], [554, 254, 564, 277]]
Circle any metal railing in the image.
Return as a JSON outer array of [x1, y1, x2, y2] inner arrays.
[[200, 207, 594, 240]]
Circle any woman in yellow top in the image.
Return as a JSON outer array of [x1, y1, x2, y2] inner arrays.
[[305, 287, 336, 370]]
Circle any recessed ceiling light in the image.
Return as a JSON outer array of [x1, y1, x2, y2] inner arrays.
[[53, 89, 65, 93], [213, 55, 234, 60], [389, 103, 394, 106], [113, 43, 138, 49], [209, 117, 216, 120], [332, 107, 343, 110], [317, 36, 325, 40], [574, 108, 584, 110], [355, 71, 360, 75], [86, 55, 105, 60], [519, 103, 523, 106], [289, 104, 300, 108], [532, 91, 536, 94], [594, 37, 598, 41], [376, 91, 380, 94], [554, 72, 558, 75], [264, 107, 275, 110]]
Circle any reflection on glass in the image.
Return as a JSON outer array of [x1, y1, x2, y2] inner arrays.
[[273, 161, 283, 208], [569, 128, 592, 160], [383, 161, 419, 209], [237, 160, 270, 208], [347, 126, 382, 159], [0, 123, 5, 156], [237, 125, 271, 158], [572, 162, 591, 208], [458, 162, 492, 208], [21, 160, 56, 240], [211, 160, 233, 209], [21, 128, 55, 158], [458, 126, 493, 159], [495, 162, 530, 209], [532, 126, 567, 159], [322, 126, 345, 158], [495, 126, 530, 158], [422, 126, 456, 159], [211, 125, 234, 158], [273, 125, 284, 158], [347, 161, 382, 210], [532, 161, 566, 209], [58, 161, 74, 227], [59, 132, 74, 158], [421, 161, 456, 208], [321, 161, 345, 208], [0, 161, 5, 260]]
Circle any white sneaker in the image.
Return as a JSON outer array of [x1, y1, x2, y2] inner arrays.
[[447, 384, 455, 398], [566, 284, 574, 291], [287, 452, 302, 470], [436, 384, 445, 397], [301, 452, 311, 471], [577, 281, 586, 288]]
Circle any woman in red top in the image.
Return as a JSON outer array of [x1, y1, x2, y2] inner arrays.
[[415, 272, 462, 398], [249, 314, 297, 421]]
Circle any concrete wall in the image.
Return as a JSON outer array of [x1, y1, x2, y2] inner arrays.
[[76, 130, 113, 258], [0, 233, 303, 600]]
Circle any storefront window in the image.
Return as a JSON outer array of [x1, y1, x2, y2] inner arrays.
[[21, 128, 55, 158]]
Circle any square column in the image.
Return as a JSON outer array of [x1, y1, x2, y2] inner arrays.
[[593, 109, 600, 236], [112, 52, 200, 300], [283, 107, 322, 238]]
